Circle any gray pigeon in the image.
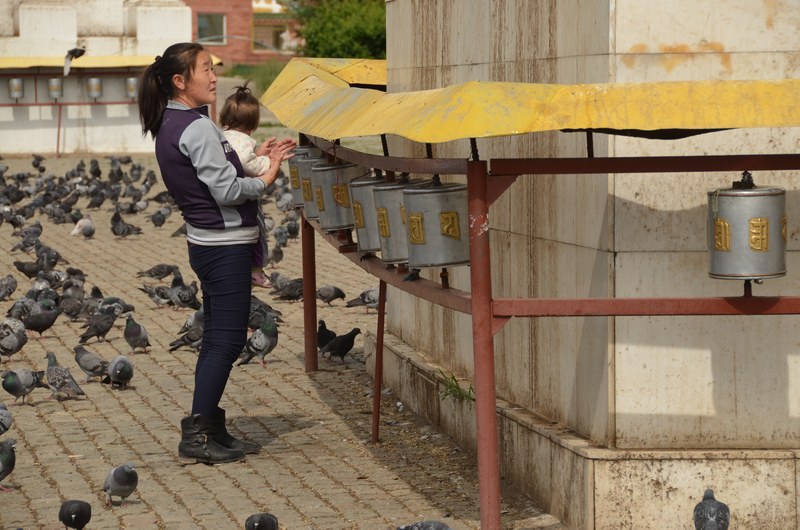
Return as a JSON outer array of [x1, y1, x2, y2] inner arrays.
[[237, 313, 278, 367], [123, 314, 150, 353], [693, 489, 730, 530], [139, 283, 172, 308], [44, 351, 86, 400], [319, 327, 361, 364], [168, 326, 203, 352], [0, 403, 11, 436], [316, 285, 346, 306], [345, 287, 379, 313], [167, 271, 201, 310], [102, 462, 138, 506], [73, 345, 110, 382], [0, 438, 16, 491], [59, 499, 92, 529], [78, 306, 116, 343], [266, 244, 283, 268], [0, 329, 28, 362], [103, 355, 134, 390], [245, 512, 279, 530], [136, 263, 179, 280], [1, 368, 47, 405], [0, 275, 17, 301], [396, 522, 452, 530]]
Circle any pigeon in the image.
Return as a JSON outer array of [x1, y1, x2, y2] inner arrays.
[[69, 215, 95, 239], [123, 314, 150, 353], [136, 263, 179, 280], [238, 313, 278, 367], [78, 306, 116, 343], [1, 368, 47, 405], [0, 438, 16, 491], [0, 404, 12, 436], [102, 355, 134, 390], [245, 512, 279, 530], [58, 499, 92, 530], [0, 329, 28, 361], [317, 320, 336, 350], [73, 345, 110, 383], [167, 271, 201, 310], [693, 489, 730, 530], [0, 275, 17, 301], [178, 308, 204, 334], [266, 244, 283, 268], [316, 285, 346, 306], [63, 46, 85, 76], [139, 283, 172, 308], [396, 522, 452, 530], [346, 287, 379, 313], [110, 210, 142, 237], [102, 462, 138, 506], [273, 278, 303, 302], [319, 327, 361, 364], [44, 351, 86, 400], [22, 306, 62, 339], [168, 326, 203, 352]]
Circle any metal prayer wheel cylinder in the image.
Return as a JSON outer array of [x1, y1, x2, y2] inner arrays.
[[373, 178, 431, 264], [47, 78, 63, 99], [348, 171, 385, 252], [404, 183, 470, 268], [298, 154, 327, 219], [125, 77, 139, 99], [288, 146, 323, 208], [86, 77, 103, 99], [8, 78, 23, 100], [311, 161, 369, 232], [707, 185, 786, 280]]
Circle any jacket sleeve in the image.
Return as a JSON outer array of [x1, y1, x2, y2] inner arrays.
[[180, 118, 266, 205], [232, 134, 271, 177]]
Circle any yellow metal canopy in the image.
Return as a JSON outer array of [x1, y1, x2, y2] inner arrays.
[[0, 54, 223, 70], [261, 57, 800, 144]]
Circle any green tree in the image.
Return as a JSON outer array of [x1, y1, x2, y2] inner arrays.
[[280, 0, 386, 59]]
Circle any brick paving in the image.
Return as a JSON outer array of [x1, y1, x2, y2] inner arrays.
[[0, 155, 554, 529]]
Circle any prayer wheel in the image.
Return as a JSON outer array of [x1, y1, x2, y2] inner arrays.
[[403, 182, 470, 268], [311, 161, 370, 232], [288, 146, 323, 208], [86, 78, 103, 99], [47, 78, 63, 99], [372, 178, 431, 264], [708, 173, 786, 280], [348, 171, 386, 252]]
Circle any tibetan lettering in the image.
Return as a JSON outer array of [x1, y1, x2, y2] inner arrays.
[[302, 179, 312, 201], [333, 184, 350, 208], [408, 213, 425, 244], [315, 186, 325, 211], [440, 211, 460, 240], [749, 217, 768, 251], [713, 217, 731, 252], [377, 207, 390, 238], [353, 201, 364, 228]]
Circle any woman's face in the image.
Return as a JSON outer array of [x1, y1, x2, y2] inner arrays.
[[174, 51, 217, 108]]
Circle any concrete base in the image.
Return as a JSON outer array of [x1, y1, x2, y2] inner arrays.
[[364, 331, 799, 529]]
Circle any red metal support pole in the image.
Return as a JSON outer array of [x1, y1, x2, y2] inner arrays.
[[370, 279, 387, 443], [467, 159, 502, 530], [302, 212, 318, 372]]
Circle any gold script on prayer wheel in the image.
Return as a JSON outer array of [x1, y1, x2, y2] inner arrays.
[[290, 166, 299, 189], [408, 213, 425, 244], [353, 201, 364, 228], [440, 211, 460, 240], [714, 218, 731, 251], [782, 215, 787, 244], [377, 207, 390, 237], [749, 217, 768, 251], [315, 186, 325, 211], [333, 184, 350, 208], [400, 205, 406, 225], [302, 179, 312, 201]]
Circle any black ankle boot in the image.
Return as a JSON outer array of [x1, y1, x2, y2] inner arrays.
[[211, 408, 261, 454], [178, 414, 246, 464]]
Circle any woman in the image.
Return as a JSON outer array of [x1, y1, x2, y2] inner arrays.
[[138, 43, 295, 464]]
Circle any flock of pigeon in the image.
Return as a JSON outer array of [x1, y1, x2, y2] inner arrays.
[[0, 152, 442, 529]]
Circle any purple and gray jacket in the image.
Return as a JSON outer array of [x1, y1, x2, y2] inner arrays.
[[155, 101, 266, 246]]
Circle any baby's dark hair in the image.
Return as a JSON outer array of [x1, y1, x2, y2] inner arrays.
[[219, 82, 261, 133]]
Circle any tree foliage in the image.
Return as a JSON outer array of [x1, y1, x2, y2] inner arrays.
[[280, 0, 386, 59]]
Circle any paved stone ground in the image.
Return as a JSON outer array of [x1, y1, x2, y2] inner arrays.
[[0, 155, 559, 529]]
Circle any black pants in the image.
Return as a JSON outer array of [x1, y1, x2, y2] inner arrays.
[[188, 243, 252, 417]]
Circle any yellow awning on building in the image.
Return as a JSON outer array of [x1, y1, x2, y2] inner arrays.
[[261, 57, 800, 144], [0, 54, 223, 70]]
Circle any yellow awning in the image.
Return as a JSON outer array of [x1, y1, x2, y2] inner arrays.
[[261, 57, 800, 143], [0, 54, 223, 70]]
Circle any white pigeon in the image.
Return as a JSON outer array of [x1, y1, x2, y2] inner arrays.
[[69, 215, 95, 238]]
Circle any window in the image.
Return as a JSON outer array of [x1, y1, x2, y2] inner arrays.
[[197, 13, 225, 45]]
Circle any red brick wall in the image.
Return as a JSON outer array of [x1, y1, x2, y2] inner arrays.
[[183, 0, 289, 66]]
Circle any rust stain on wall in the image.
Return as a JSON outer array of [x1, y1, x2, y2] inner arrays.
[[763, 0, 778, 29], [698, 41, 732, 73], [622, 43, 649, 68]]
